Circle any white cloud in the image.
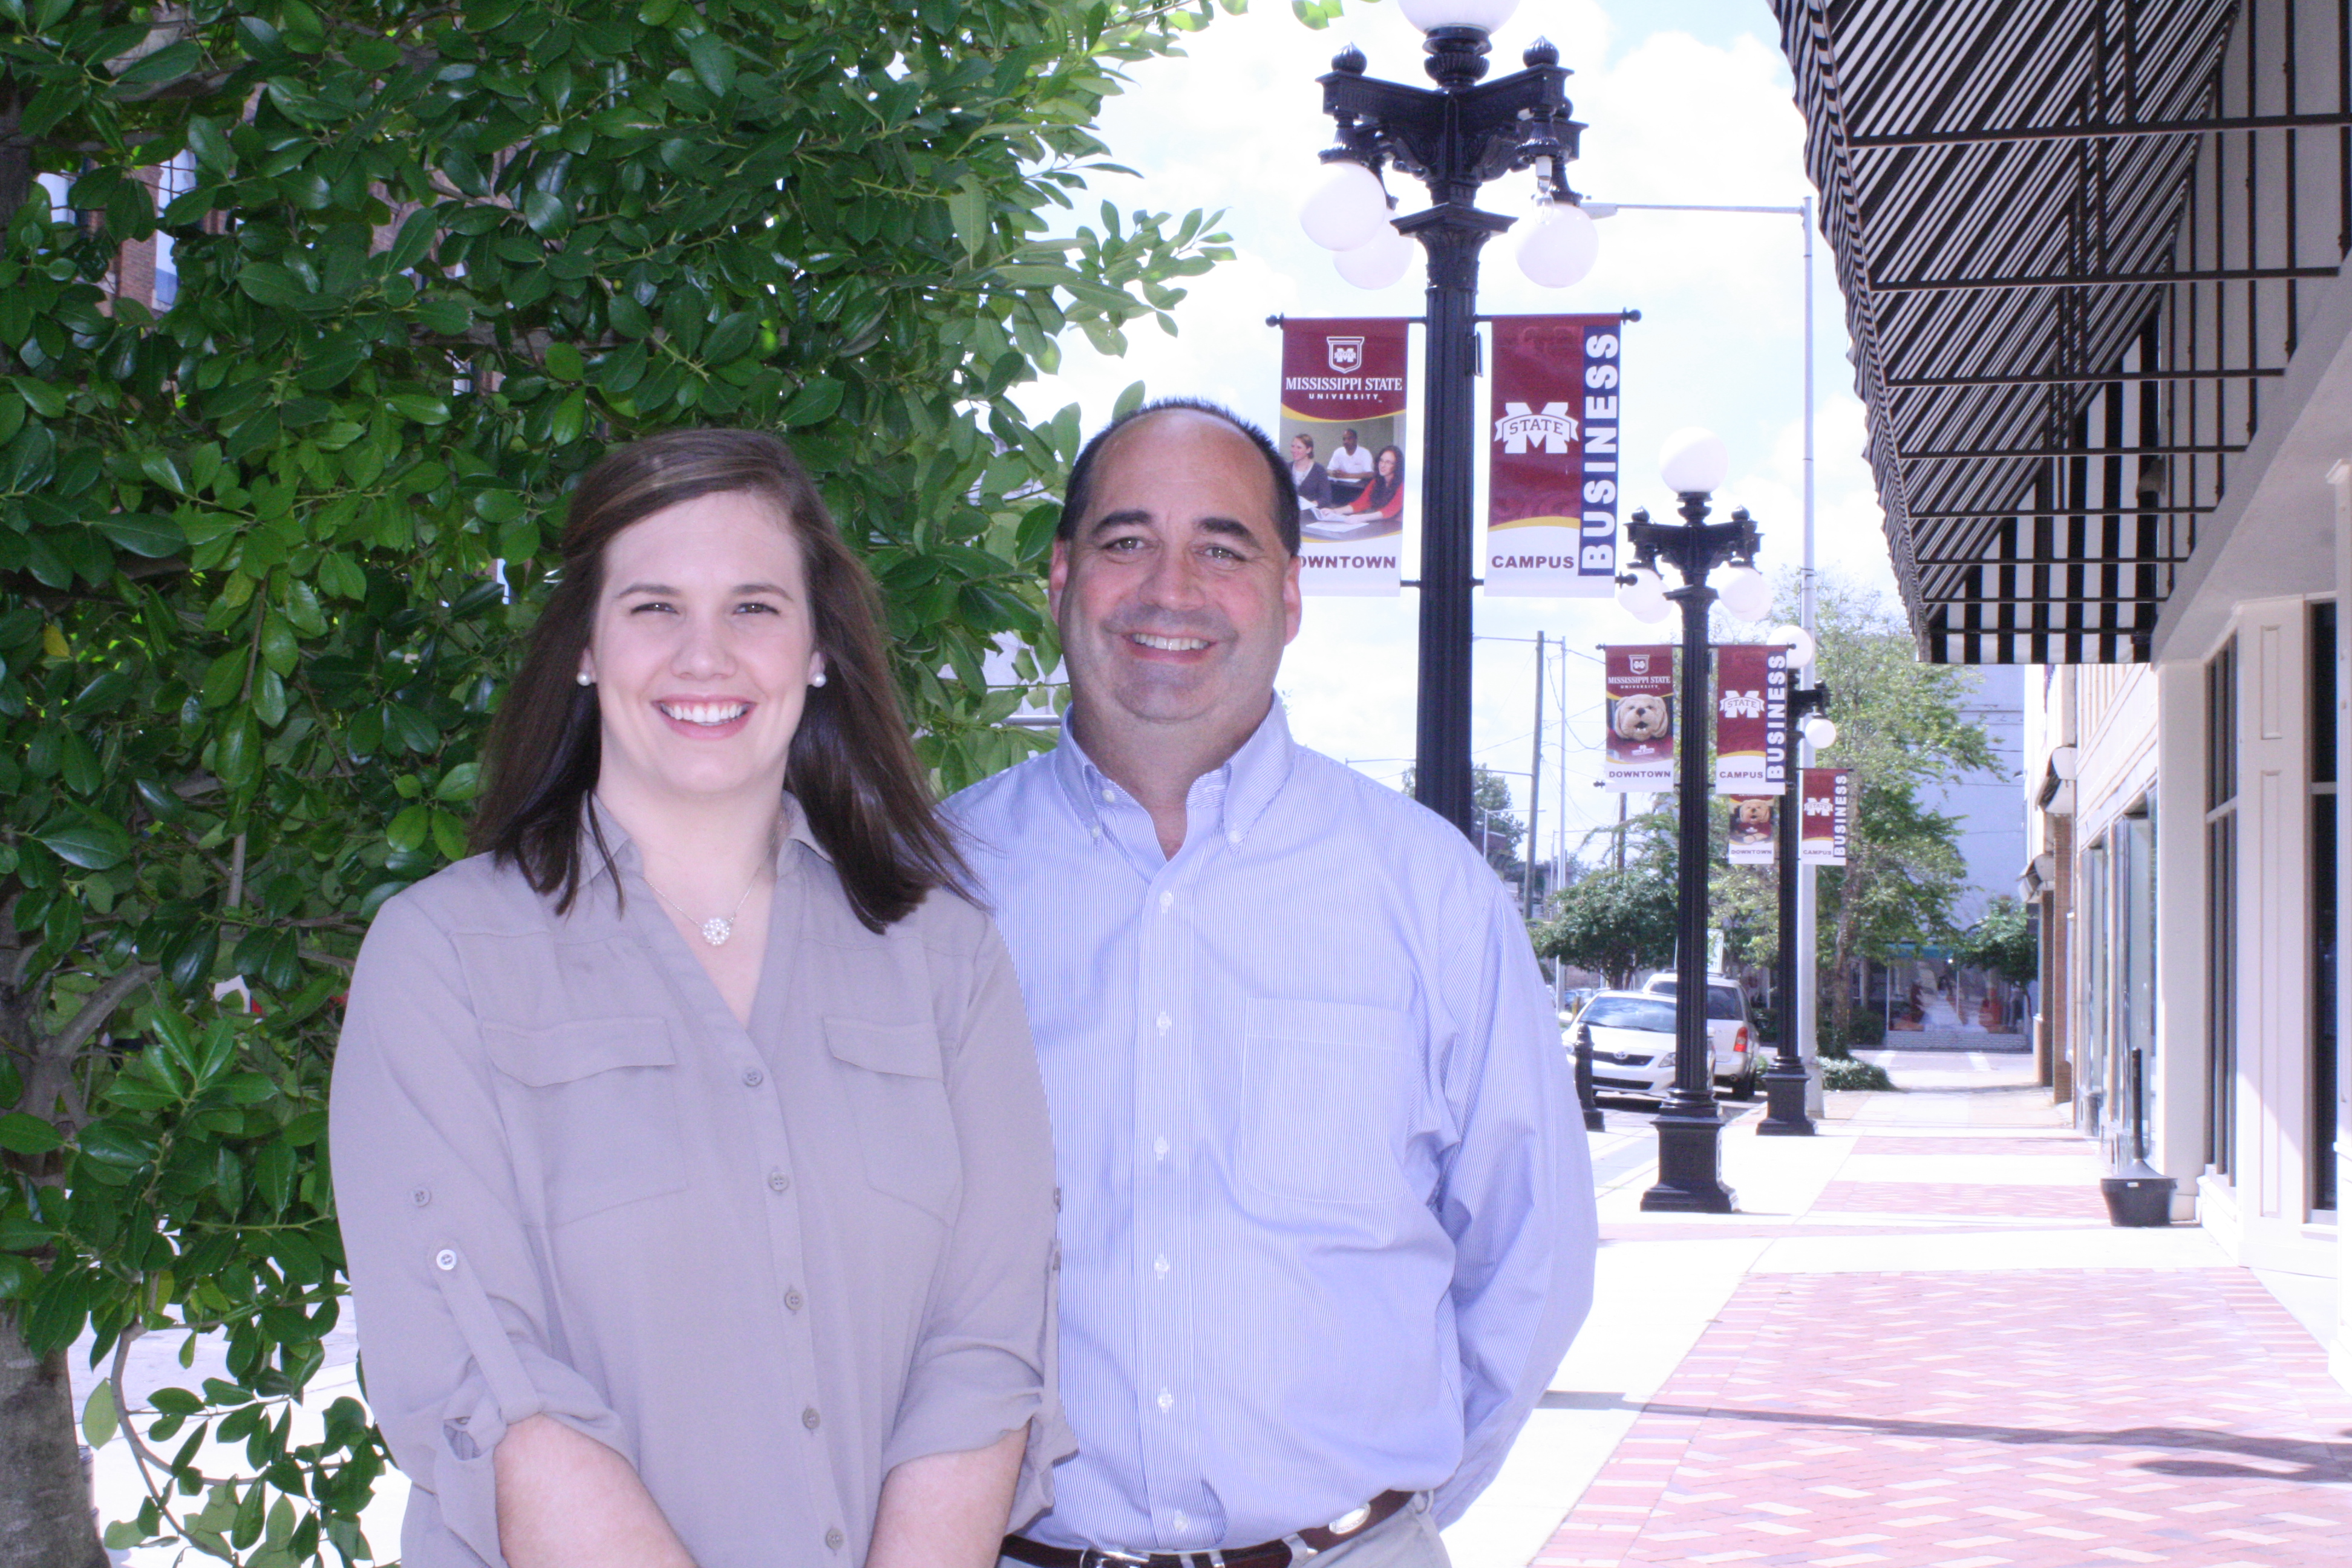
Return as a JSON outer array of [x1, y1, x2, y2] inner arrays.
[[1014, 0, 1906, 864]]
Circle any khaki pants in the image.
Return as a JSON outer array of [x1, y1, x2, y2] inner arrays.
[[1001, 1493, 1449, 1567]]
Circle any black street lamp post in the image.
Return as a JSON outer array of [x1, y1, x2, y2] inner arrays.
[[1311, 25, 1581, 836], [1760, 682, 1832, 1137], [1624, 488, 1760, 1214]]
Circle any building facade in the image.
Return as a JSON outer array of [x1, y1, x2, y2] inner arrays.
[[1774, 0, 2350, 1384]]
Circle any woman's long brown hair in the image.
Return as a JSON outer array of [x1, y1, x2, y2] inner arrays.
[[470, 428, 972, 932]]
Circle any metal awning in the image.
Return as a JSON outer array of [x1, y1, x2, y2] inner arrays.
[[1771, 0, 2350, 663]]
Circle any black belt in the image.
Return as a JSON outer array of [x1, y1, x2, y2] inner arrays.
[[1002, 1490, 1413, 1568]]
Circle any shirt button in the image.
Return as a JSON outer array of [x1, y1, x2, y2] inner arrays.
[[742, 1067, 765, 1088], [1101, 786, 1117, 803], [803, 1406, 822, 1431], [1156, 1010, 1172, 1033], [1227, 828, 1243, 845], [1154, 1253, 1169, 1279], [434, 1249, 456, 1272], [785, 1287, 804, 1312], [411, 1187, 431, 1207], [1172, 1512, 1190, 1531], [768, 1170, 791, 1193], [825, 1527, 844, 1551], [1158, 890, 1174, 912], [1154, 1136, 1169, 1160], [1157, 1388, 1174, 1414]]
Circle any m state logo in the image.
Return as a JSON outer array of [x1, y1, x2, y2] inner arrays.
[[1805, 794, 1834, 816], [1720, 688, 1765, 720], [1494, 400, 1579, 454], [1326, 335, 1365, 373]]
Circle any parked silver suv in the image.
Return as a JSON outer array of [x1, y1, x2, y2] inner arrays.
[[1640, 973, 1760, 1099]]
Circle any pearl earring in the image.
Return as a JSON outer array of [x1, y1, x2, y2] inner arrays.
[[577, 670, 593, 687], [809, 670, 827, 688]]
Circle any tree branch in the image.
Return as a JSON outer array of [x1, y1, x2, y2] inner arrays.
[[48, 965, 160, 1063]]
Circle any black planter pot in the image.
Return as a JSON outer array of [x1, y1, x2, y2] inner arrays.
[[2100, 1163, 2177, 1227]]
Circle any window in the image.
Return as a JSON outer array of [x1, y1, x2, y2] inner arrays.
[[153, 152, 196, 308], [2314, 602, 2338, 1212], [2206, 637, 2239, 1177]]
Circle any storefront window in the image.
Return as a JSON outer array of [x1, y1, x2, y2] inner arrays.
[[2313, 602, 2338, 1212], [2206, 638, 2238, 1177]]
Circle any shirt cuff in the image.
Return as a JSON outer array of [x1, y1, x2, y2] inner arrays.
[[881, 1348, 1076, 1532]]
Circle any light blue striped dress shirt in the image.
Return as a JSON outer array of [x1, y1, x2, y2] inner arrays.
[[947, 704, 1596, 1553]]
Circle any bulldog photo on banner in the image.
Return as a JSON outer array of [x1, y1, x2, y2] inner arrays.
[[1603, 644, 1674, 790], [1800, 768, 1852, 865], [1727, 797, 1776, 864], [1484, 312, 1622, 597], [1277, 317, 1410, 595], [1714, 644, 1789, 792]]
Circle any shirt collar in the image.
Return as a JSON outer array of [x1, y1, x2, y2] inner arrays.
[[580, 792, 829, 890], [1048, 698, 1296, 849]]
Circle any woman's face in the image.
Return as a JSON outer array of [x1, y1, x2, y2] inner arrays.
[[1290, 437, 1313, 466], [580, 490, 823, 811], [1377, 448, 1399, 480]]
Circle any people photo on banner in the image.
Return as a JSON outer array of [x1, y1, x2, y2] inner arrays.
[[1602, 645, 1674, 791], [1278, 317, 1410, 595], [1726, 797, 1776, 865], [1800, 768, 1852, 866], [1714, 644, 1789, 792], [1485, 313, 1623, 598]]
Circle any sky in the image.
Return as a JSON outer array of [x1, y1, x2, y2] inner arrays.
[[1013, 0, 1905, 869]]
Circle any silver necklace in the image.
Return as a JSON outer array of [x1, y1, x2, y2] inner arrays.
[[644, 867, 764, 947]]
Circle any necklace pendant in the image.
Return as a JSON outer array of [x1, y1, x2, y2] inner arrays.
[[700, 916, 733, 947]]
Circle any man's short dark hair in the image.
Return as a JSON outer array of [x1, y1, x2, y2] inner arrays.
[[1059, 398, 1300, 557]]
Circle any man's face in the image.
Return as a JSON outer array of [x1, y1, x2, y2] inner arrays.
[[1050, 411, 1302, 749], [1341, 431, 1359, 451]]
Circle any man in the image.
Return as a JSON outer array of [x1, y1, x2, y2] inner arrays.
[[1288, 432, 1333, 509], [950, 400, 1595, 1568], [1324, 425, 1376, 505]]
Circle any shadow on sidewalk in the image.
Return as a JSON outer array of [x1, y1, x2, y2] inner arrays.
[[1630, 1399, 2352, 1485]]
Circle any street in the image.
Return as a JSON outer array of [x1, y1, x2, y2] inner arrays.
[[1446, 1050, 2352, 1568]]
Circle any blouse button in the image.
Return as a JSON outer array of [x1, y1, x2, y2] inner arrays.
[[825, 1528, 844, 1551], [803, 1406, 822, 1431], [742, 1067, 765, 1088], [768, 1170, 791, 1193], [411, 1187, 431, 1207], [785, 1287, 804, 1312]]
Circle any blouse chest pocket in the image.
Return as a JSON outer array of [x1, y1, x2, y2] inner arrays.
[[1240, 998, 1419, 1207], [482, 1017, 688, 1229], [823, 1017, 961, 1223]]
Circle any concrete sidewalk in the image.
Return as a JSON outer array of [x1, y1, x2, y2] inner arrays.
[[1445, 1052, 2352, 1568]]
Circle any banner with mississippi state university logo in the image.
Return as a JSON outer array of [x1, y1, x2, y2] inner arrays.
[[1602, 644, 1674, 791], [1714, 644, 1790, 792], [1278, 317, 1410, 595], [1726, 797, 1776, 864], [1800, 768, 1852, 866], [1484, 313, 1623, 597]]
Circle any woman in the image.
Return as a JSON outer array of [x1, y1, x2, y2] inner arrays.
[[332, 429, 1068, 1568], [1336, 443, 1405, 523], [1287, 433, 1332, 508]]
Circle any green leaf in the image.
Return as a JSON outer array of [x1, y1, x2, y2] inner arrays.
[[946, 182, 989, 258], [98, 513, 186, 557], [36, 817, 129, 871], [1112, 379, 1147, 419], [543, 342, 585, 382], [0, 1111, 64, 1154], [385, 393, 451, 426], [684, 32, 737, 97], [387, 804, 429, 853], [82, 1379, 119, 1449], [782, 377, 843, 426], [114, 39, 200, 88]]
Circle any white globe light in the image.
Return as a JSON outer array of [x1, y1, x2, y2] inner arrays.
[[1300, 160, 1391, 252], [1515, 200, 1599, 289], [1616, 564, 1671, 623], [1658, 427, 1729, 494], [1766, 622, 1817, 670], [1717, 564, 1772, 622], [1334, 223, 1415, 290], [1803, 716, 1839, 751], [1398, 0, 1520, 32]]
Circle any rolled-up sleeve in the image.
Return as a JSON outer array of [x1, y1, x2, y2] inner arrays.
[[1428, 879, 1598, 1526], [330, 897, 629, 1567], [880, 915, 1075, 1528]]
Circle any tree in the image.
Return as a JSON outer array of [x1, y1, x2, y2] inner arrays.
[[1954, 894, 2037, 985], [0, 2, 1232, 1561], [1399, 765, 1527, 885], [1534, 808, 1676, 988]]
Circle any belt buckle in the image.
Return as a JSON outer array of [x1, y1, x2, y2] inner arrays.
[[1078, 1552, 1152, 1568]]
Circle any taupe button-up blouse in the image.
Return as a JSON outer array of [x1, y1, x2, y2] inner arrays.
[[330, 802, 1070, 1567]]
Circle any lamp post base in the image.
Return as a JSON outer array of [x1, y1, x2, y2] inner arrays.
[[1757, 1061, 1817, 1135], [1639, 1100, 1737, 1212]]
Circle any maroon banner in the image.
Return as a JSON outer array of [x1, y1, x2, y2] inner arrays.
[[1800, 768, 1852, 865], [1727, 797, 1775, 864], [1485, 313, 1622, 597], [1603, 644, 1674, 791], [1715, 644, 1790, 791], [1279, 317, 1411, 595]]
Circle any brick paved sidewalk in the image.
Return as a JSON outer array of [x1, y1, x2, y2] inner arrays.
[[1530, 1120, 2352, 1568]]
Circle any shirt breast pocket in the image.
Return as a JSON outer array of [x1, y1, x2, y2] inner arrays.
[[1240, 998, 1417, 1207], [482, 1018, 688, 1228], [823, 1016, 961, 1223]]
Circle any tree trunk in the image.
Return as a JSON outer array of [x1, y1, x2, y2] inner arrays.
[[0, 1308, 108, 1568], [1827, 873, 1860, 1056]]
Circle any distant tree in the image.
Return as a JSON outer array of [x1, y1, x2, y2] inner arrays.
[[1955, 895, 2037, 985], [1534, 809, 1676, 988], [1399, 765, 1526, 885]]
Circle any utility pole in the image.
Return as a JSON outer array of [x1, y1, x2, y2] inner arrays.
[[1525, 630, 1545, 918]]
